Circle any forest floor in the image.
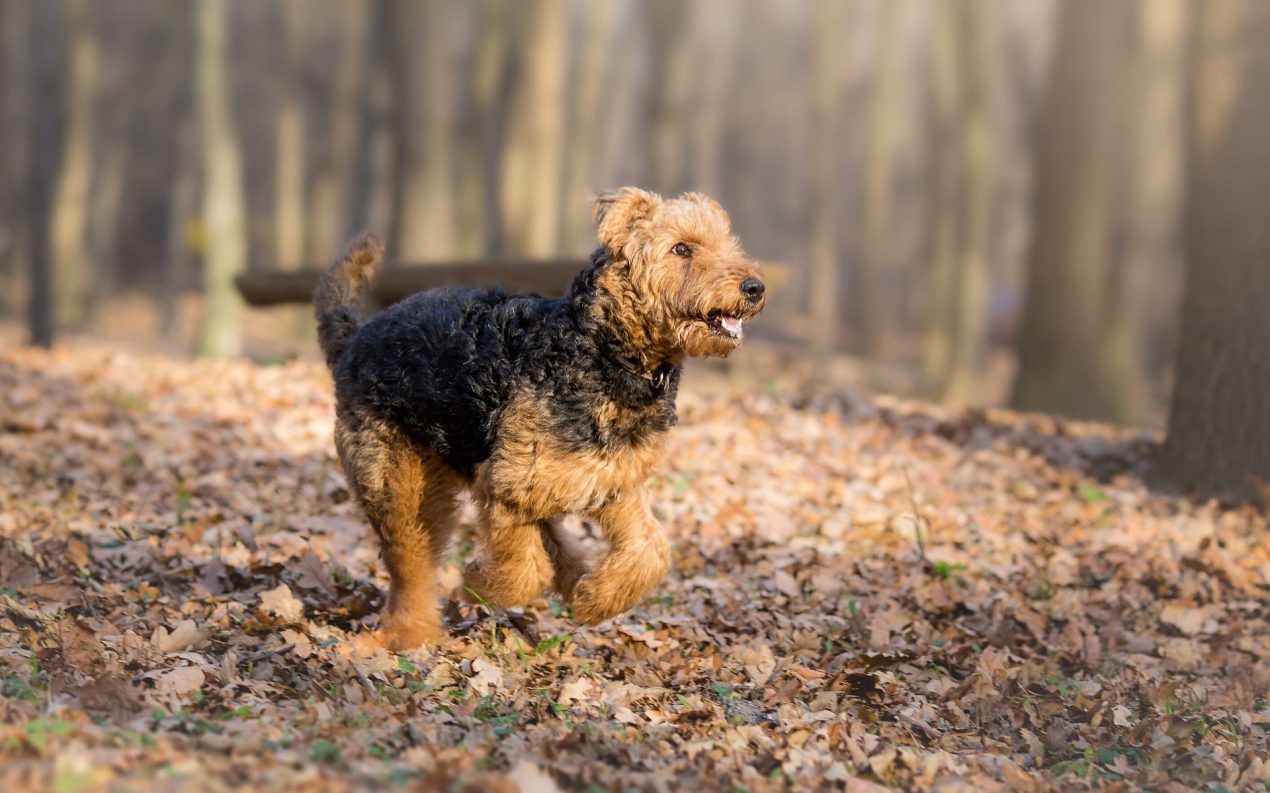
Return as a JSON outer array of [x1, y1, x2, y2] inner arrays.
[[0, 346, 1266, 792]]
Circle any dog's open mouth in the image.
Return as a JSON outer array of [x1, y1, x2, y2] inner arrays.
[[705, 310, 744, 340]]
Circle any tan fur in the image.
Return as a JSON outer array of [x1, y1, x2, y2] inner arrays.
[[335, 414, 463, 650]]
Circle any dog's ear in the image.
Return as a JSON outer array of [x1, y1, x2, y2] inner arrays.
[[593, 187, 660, 255]]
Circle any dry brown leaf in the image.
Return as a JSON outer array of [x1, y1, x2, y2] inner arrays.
[[258, 583, 305, 623], [151, 619, 208, 654]]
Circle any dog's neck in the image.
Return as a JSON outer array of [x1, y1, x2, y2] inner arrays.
[[569, 249, 683, 402]]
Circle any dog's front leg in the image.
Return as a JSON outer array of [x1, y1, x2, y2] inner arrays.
[[464, 499, 556, 608], [571, 489, 670, 625]]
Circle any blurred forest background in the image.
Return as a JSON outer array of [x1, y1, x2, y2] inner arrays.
[[0, 0, 1263, 442]]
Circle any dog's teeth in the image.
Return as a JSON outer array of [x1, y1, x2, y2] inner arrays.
[[721, 316, 743, 337]]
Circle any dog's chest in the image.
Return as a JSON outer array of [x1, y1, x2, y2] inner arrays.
[[487, 394, 667, 515]]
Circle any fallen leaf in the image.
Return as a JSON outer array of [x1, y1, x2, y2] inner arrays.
[[258, 583, 305, 623], [151, 619, 208, 653], [557, 677, 593, 708]]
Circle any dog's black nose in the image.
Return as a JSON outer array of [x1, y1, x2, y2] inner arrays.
[[740, 278, 765, 302]]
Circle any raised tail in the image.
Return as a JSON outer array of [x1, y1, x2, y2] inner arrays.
[[314, 232, 384, 370]]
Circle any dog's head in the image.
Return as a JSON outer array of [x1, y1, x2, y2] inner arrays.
[[591, 188, 765, 361]]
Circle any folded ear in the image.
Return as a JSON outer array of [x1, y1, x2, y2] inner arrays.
[[592, 187, 660, 256]]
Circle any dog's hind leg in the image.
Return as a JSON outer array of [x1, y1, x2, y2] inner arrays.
[[338, 417, 463, 650]]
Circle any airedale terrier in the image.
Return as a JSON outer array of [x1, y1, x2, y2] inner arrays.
[[314, 188, 765, 650]]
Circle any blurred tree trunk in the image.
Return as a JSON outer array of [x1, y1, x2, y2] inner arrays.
[[920, 0, 960, 391], [307, 0, 368, 265], [643, 0, 690, 195], [563, 0, 618, 252], [808, 0, 849, 372], [686, 0, 737, 198], [500, 0, 566, 256], [940, 0, 996, 404], [161, 118, 197, 338], [49, 0, 96, 332], [87, 138, 127, 313], [351, 12, 393, 246], [1, 0, 32, 318], [856, 0, 905, 359], [386, 0, 455, 259], [460, 0, 514, 256], [274, 0, 307, 270], [1104, 0, 1186, 422], [196, 0, 247, 357], [1152, 0, 1270, 502], [26, 0, 62, 347], [1011, 0, 1130, 419]]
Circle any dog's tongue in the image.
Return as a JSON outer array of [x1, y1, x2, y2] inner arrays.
[[721, 316, 743, 337]]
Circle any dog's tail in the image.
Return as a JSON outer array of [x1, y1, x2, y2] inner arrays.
[[314, 232, 384, 371]]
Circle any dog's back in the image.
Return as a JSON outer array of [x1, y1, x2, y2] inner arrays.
[[334, 285, 561, 477]]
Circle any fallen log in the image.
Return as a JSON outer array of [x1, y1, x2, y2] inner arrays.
[[234, 259, 591, 307]]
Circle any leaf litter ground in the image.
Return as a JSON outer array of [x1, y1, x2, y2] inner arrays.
[[0, 347, 1266, 792]]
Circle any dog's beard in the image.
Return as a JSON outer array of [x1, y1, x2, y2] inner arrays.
[[678, 317, 744, 358]]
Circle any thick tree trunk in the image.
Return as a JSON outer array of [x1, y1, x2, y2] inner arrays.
[[1010, 0, 1130, 419], [1152, 0, 1270, 502], [500, 0, 566, 257], [306, 0, 368, 266], [808, 0, 849, 371], [49, 0, 96, 332], [196, 0, 248, 358], [385, 0, 455, 259], [1104, 0, 1186, 423]]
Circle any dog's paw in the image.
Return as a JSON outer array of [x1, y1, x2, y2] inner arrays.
[[360, 611, 445, 652], [569, 577, 631, 625]]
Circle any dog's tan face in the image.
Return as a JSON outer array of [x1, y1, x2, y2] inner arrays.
[[593, 188, 766, 360]]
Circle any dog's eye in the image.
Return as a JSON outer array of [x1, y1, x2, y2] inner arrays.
[[671, 242, 692, 258]]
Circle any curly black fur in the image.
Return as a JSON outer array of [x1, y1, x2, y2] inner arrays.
[[324, 248, 681, 478]]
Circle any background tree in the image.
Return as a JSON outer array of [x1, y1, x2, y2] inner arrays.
[[49, 0, 96, 332], [306, 0, 369, 266], [1152, 0, 1270, 502], [855, 0, 905, 359], [1105, 0, 1187, 421], [499, 0, 566, 257], [1011, 0, 1131, 420], [25, 0, 62, 348], [385, 0, 455, 260], [808, 0, 849, 373], [196, 0, 247, 357], [938, 0, 996, 404], [274, 0, 307, 271]]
